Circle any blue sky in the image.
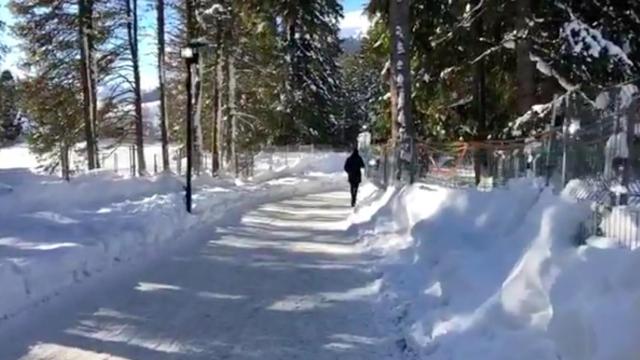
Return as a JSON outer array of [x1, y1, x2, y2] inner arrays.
[[0, 0, 368, 89], [343, 0, 367, 12]]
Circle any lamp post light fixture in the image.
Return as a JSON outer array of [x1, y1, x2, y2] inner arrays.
[[180, 46, 196, 61]]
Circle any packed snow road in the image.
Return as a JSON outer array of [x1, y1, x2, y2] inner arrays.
[[0, 192, 397, 360]]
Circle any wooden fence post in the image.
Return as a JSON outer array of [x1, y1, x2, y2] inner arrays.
[[154, 154, 158, 174]]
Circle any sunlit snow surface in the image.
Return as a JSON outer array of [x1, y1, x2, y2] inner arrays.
[[0, 192, 398, 360], [361, 179, 640, 360]]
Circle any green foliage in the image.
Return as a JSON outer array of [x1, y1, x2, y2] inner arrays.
[[165, 0, 346, 149], [234, 9, 285, 147], [20, 76, 83, 173], [0, 20, 6, 62], [338, 27, 387, 144], [0, 71, 20, 143], [10, 0, 640, 176], [358, 19, 390, 142], [360, 0, 640, 143], [10, 0, 129, 168], [275, 0, 344, 144]]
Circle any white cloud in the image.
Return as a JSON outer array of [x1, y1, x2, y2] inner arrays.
[[340, 10, 370, 38]]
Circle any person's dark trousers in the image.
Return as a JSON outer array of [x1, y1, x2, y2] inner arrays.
[[350, 182, 359, 207]]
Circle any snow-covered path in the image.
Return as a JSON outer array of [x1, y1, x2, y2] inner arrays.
[[0, 192, 397, 360]]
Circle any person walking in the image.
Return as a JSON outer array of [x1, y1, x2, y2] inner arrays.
[[344, 148, 365, 207]]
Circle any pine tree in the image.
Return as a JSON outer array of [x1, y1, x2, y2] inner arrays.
[[227, 9, 238, 174], [164, 0, 206, 173], [234, 8, 283, 146], [11, 0, 90, 168], [11, 0, 123, 172], [194, 0, 285, 171], [356, 19, 392, 142], [165, 0, 188, 148], [198, 0, 229, 172], [20, 75, 83, 179], [275, 0, 344, 144], [360, 0, 640, 145], [339, 51, 382, 145], [0, 70, 21, 143]]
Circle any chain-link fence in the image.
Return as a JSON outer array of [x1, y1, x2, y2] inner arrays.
[[366, 88, 640, 248], [93, 143, 346, 179], [60, 143, 181, 177], [159, 143, 350, 180]]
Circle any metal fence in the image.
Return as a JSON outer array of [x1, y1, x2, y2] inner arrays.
[[105, 143, 350, 180], [80, 142, 349, 180], [580, 204, 640, 249], [367, 88, 640, 248], [94, 144, 183, 177]]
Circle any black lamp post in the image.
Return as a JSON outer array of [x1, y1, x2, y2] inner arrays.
[[181, 44, 198, 213], [181, 41, 210, 213]]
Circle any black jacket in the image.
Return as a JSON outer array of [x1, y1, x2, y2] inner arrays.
[[344, 152, 365, 184]]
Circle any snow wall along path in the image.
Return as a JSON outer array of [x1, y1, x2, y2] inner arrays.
[[360, 179, 640, 360], [0, 152, 347, 322]]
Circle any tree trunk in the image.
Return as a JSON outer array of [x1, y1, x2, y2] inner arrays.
[[193, 57, 204, 175], [473, 0, 487, 186], [89, 20, 100, 169], [61, 144, 70, 181], [78, 0, 97, 170], [283, 15, 298, 144], [389, 62, 398, 146], [224, 51, 232, 167], [216, 54, 226, 172], [156, 0, 170, 171], [127, 0, 146, 175], [184, 0, 203, 174], [211, 66, 219, 174], [229, 49, 238, 176], [389, 0, 415, 182], [211, 27, 221, 175], [516, 0, 536, 115], [227, 8, 238, 176]]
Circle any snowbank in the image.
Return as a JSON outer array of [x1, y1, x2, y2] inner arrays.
[[0, 153, 346, 321], [251, 151, 347, 182], [0, 169, 183, 216], [0, 144, 41, 170], [363, 179, 640, 359], [1, 141, 347, 181]]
